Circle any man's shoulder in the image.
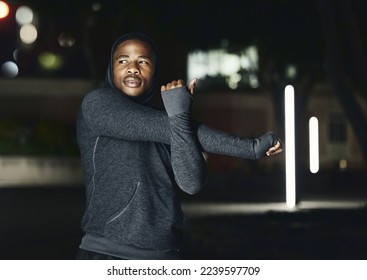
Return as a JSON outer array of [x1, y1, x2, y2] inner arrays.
[[83, 86, 116, 103]]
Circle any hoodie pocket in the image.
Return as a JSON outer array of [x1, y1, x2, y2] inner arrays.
[[106, 181, 140, 224]]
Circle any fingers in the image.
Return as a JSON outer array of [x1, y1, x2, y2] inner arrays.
[[188, 78, 197, 95], [161, 78, 198, 94], [161, 79, 185, 91], [266, 140, 283, 156]]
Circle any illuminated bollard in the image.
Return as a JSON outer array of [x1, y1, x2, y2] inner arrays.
[[309, 117, 319, 174], [285, 85, 296, 208]]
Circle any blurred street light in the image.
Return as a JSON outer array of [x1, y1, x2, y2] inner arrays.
[[19, 23, 37, 44], [15, 5, 33, 25], [0, 1, 9, 19], [1, 61, 18, 78]]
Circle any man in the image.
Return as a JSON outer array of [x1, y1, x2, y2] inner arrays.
[[76, 32, 282, 260]]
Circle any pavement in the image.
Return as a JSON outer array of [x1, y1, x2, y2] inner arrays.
[[0, 171, 366, 260]]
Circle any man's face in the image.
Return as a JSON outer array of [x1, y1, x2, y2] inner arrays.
[[113, 39, 155, 97]]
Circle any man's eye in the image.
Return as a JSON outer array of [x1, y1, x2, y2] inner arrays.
[[118, 59, 127, 64], [139, 60, 148, 64]]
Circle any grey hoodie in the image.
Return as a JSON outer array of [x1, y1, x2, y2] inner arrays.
[[77, 33, 277, 259]]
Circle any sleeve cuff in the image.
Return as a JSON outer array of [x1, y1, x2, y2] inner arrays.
[[161, 87, 193, 117]]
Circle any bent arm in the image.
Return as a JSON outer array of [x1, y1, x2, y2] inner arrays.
[[161, 86, 207, 194], [81, 87, 276, 161]]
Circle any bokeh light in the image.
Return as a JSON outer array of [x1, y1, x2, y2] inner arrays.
[[187, 46, 259, 89], [13, 49, 19, 61], [19, 23, 38, 44], [58, 32, 76, 47], [339, 159, 348, 170], [286, 64, 297, 80], [38, 52, 63, 70], [1, 61, 19, 78], [15, 5, 33, 25], [0, 1, 9, 19], [91, 2, 102, 12]]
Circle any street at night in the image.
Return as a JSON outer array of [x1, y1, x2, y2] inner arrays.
[[1, 171, 366, 260]]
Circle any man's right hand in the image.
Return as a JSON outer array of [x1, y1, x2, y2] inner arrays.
[[161, 78, 197, 95]]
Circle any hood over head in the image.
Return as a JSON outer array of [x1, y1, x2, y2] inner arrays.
[[106, 32, 160, 105]]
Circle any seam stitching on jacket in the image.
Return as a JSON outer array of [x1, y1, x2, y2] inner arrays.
[[106, 181, 141, 224], [85, 136, 100, 227]]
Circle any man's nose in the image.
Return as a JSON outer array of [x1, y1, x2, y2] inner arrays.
[[127, 62, 140, 74]]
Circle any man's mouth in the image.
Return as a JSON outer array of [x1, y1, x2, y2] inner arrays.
[[123, 76, 142, 88]]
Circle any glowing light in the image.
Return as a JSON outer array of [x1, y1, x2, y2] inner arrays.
[[187, 46, 259, 87], [240, 56, 250, 69], [242, 46, 258, 70], [15, 6, 33, 25], [38, 52, 63, 70], [285, 85, 296, 208], [187, 51, 208, 81], [309, 117, 319, 173], [286, 64, 297, 80], [1, 61, 19, 78], [220, 53, 241, 76], [339, 159, 347, 170], [58, 32, 76, 47], [19, 23, 38, 44], [0, 1, 9, 19], [207, 49, 223, 77], [13, 49, 19, 61], [226, 73, 241, 89], [249, 74, 259, 88], [92, 2, 102, 11]]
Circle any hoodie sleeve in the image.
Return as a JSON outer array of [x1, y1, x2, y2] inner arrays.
[[160, 87, 207, 194], [80, 87, 276, 161]]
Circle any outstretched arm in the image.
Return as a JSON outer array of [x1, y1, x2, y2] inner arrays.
[[81, 84, 282, 160]]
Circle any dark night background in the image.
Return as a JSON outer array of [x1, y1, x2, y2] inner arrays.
[[0, 0, 367, 260], [0, 0, 337, 79]]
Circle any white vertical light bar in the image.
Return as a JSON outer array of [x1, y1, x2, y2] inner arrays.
[[309, 116, 319, 173], [285, 85, 296, 208]]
